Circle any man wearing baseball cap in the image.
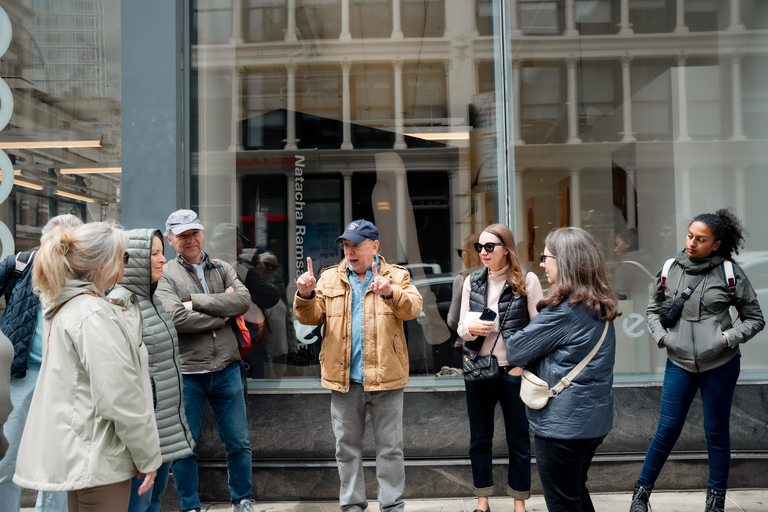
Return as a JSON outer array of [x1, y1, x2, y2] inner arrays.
[[293, 219, 423, 512], [155, 210, 255, 512]]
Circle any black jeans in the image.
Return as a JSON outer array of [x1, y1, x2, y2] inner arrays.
[[534, 434, 606, 512], [464, 370, 531, 498]]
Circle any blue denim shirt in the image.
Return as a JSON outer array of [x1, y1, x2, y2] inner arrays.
[[347, 255, 379, 384]]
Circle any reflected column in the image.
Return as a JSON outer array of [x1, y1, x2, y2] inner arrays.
[[340, 0, 351, 41], [286, 0, 298, 42], [564, 0, 578, 36], [343, 171, 353, 225], [674, 0, 688, 33], [341, 61, 353, 150], [231, 0, 243, 43], [509, 0, 522, 37], [618, 0, 633, 35], [391, 0, 404, 39], [566, 58, 581, 144], [677, 55, 692, 141], [513, 59, 524, 145], [285, 63, 298, 150], [728, 0, 745, 31], [570, 168, 582, 227], [515, 170, 525, 243], [625, 167, 636, 229], [730, 53, 747, 141], [229, 66, 244, 152], [621, 57, 636, 143], [734, 166, 746, 223], [393, 59, 406, 150], [395, 169, 407, 261], [680, 165, 691, 219]]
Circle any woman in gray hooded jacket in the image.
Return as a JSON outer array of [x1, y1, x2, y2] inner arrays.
[[110, 229, 195, 512], [630, 209, 765, 512]]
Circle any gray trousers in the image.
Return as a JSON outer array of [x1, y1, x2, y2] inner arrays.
[[330, 383, 405, 512]]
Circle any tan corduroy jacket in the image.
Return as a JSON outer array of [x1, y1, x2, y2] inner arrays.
[[294, 256, 423, 392]]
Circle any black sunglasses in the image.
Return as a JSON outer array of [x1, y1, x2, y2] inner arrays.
[[262, 262, 277, 270], [474, 242, 505, 254], [539, 253, 556, 263], [122, 252, 130, 265]]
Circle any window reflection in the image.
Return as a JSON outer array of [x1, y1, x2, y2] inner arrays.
[[191, 0, 768, 381]]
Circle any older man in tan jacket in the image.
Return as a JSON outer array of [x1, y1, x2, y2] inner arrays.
[[294, 219, 422, 512]]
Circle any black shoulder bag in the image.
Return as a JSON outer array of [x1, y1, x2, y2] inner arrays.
[[658, 273, 706, 328]]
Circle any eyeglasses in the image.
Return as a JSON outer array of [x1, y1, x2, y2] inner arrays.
[[539, 253, 556, 263], [340, 240, 368, 252], [474, 242, 505, 254], [122, 252, 130, 265], [261, 262, 277, 270]]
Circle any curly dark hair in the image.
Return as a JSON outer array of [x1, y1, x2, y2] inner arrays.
[[690, 208, 746, 261]]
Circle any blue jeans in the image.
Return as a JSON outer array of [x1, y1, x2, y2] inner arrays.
[[0, 370, 68, 512], [637, 356, 740, 493], [464, 370, 531, 499], [535, 434, 605, 512], [171, 363, 252, 511], [127, 461, 171, 512]]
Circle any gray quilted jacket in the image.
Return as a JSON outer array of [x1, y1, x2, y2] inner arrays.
[[109, 229, 195, 462]]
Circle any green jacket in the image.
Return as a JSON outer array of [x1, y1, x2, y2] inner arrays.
[[155, 253, 251, 372], [109, 229, 195, 463], [14, 280, 161, 491], [647, 251, 765, 373]]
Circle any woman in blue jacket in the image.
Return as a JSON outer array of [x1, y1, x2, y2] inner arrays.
[[505, 227, 618, 512]]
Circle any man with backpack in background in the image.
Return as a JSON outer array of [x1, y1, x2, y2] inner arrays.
[[0, 214, 82, 512]]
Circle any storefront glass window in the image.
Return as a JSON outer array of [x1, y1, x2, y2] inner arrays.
[[0, 0, 121, 259], [191, 0, 768, 385], [190, 0, 510, 385]]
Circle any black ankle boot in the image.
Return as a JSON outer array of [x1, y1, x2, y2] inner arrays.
[[705, 488, 726, 512], [629, 485, 652, 512]]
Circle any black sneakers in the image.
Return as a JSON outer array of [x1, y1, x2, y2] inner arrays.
[[705, 488, 726, 512], [630, 485, 652, 512]]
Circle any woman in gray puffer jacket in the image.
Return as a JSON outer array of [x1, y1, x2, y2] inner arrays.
[[630, 209, 764, 512], [110, 229, 195, 512]]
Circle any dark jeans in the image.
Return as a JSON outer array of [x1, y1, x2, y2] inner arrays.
[[464, 370, 531, 498], [172, 362, 252, 510], [534, 435, 606, 512], [637, 356, 740, 493]]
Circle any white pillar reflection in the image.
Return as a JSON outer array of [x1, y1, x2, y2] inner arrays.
[[393, 60, 406, 150], [731, 53, 747, 141], [677, 55, 692, 142], [570, 168, 582, 227], [621, 57, 636, 143], [341, 61, 353, 150], [285, 64, 298, 150], [229, 67, 244, 152], [728, 0, 745, 32], [674, 0, 688, 33], [618, 0, 633, 35], [513, 60, 524, 145], [286, 0, 298, 42], [566, 59, 581, 144], [340, 0, 351, 41], [395, 170, 407, 261], [391, 0, 404, 39], [343, 171, 353, 225], [564, 0, 578, 36]]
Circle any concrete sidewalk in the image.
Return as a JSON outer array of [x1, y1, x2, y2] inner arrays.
[[32, 489, 756, 511]]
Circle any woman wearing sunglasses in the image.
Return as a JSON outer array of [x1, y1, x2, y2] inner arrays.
[[13, 222, 161, 511], [457, 224, 542, 512], [505, 227, 618, 512]]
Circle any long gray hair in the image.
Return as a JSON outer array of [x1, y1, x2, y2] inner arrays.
[[538, 227, 619, 321]]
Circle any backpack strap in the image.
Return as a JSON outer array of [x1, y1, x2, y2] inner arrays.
[[660, 258, 676, 291], [721, 260, 741, 320], [210, 258, 227, 288], [3, 251, 35, 303]]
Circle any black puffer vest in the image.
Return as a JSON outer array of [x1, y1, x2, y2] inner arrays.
[[464, 268, 530, 356]]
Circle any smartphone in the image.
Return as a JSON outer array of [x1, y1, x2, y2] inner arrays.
[[479, 307, 497, 321]]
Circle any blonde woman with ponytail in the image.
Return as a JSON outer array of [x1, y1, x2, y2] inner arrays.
[[13, 222, 162, 512]]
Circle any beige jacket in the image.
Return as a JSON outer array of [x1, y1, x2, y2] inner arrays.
[[293, 256, 423, 392], [14, 280, 161, 491], [155, 254, 250, 372]]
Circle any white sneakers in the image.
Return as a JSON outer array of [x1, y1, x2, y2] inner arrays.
[[232, 499, 256, 512]]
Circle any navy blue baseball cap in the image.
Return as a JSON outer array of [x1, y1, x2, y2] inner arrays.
[[336, 219, 379, 244]]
